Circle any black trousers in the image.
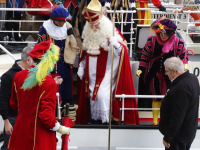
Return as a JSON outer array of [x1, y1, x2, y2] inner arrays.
[[1, 116, 16, 150], [5, 11, 21, 40], [166, 140, 192, 150]]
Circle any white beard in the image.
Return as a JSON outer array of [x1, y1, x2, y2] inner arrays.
[[82, 16, 123, 55]]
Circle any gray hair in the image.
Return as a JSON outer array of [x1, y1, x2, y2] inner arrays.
[[21, 47, 33, 61], [164, 57, 184, 73]]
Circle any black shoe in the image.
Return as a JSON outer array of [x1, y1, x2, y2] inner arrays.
[[102, 122, 109, 125], [8, 37, 18, 46], [19, 42, 28, 46], [15, 37, 28, 47], [8, 42, 18, 46], [3, 45, 14, 52]]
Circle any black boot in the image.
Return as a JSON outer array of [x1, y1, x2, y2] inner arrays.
[[7, 37, 18, 46], [0, 36, 13, 52], [15, 37, 28, 48]]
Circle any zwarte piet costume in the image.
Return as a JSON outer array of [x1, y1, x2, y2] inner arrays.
[[138, 17, 189, 125], [37, 7, 78, 103]]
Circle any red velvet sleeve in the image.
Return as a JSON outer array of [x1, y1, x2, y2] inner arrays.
[[38, 79, 57, 129], [152, 0, 161, 7]]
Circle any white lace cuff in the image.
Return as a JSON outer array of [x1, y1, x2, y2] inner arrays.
[[50, 121, 60, 131], [79, 54, 86, 68]]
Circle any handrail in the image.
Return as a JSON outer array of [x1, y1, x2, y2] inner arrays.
[[116, 94, 200, 123], [0, 44, 17, 60], [0, 7, 199, 57], [116, 94, 164, 98]]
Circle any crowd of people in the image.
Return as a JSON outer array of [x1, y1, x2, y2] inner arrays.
[[0, 0, 199, 150], [0, 0, 27, 52]]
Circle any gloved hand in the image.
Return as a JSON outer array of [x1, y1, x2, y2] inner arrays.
[[106, 7, 110, 10], [77, 66, 84, 80], [131, 2, 137, 11], [57, 125, 70, 135], [104, 2, 111, 8], [136, 70, 142, 77], [184, 64, 187, 70], [158, 5, 166, 12], [109, 37, 121, 50], [54, 76, 63, 85]]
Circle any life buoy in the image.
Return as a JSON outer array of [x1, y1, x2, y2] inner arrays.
[[182, 7, 200, 26]]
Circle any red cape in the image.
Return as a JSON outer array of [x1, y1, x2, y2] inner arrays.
[[76, 44, 139, 125]]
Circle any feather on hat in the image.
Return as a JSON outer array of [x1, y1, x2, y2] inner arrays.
[[22, 41, 59, 90]]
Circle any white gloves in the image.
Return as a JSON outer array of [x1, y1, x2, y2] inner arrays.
[[77, 66, 84, 80], [50, 121, 70, 135], [77, 55, 86, 80], [104, 2, 111, 8], [57, 125, 70, 135], [109, 36, 122, 53], [131, 2, 136, 8]]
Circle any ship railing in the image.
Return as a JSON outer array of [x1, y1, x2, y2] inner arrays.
[[115, 94, 200, 124], [1, 6, 200, 57]]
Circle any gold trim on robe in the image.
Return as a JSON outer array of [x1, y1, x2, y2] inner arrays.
[[33, 91, 45, 150]]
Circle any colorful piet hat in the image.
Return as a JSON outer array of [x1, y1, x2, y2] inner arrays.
[[22, 41, 59, 90], [150, 17, 177, 34]]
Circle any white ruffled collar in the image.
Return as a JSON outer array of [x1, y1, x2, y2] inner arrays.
[[43, 19, 67, 40]]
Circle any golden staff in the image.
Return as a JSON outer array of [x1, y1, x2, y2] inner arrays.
[[108, 0, 121, 150]]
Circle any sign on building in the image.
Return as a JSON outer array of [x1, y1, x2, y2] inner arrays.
[[152, 13, 188, 30]]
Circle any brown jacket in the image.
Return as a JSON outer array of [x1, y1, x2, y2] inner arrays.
[[64, 22, 79, 64]]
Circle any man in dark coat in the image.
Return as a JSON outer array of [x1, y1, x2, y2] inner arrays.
[[0, 47, 33, 150], [159, 57, 199, 150]]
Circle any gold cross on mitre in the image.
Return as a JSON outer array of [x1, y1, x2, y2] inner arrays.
[[82, 0, 103, 24]]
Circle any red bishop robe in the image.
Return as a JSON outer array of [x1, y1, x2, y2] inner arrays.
[[8, 69, 58, 150], [76, 37, 139, 125]]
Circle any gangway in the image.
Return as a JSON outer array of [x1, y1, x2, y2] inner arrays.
[[1, 3, 200, 150]]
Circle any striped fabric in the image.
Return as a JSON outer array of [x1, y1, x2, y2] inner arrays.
[[136, 2, 152, 25]]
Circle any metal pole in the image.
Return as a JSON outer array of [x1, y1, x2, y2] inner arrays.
[[108, 17, 115, 150], [0, 44, 16, 60], [121, 94, 125, 124], [108, 1, 121, 150], [56, 92, 61, 120]]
